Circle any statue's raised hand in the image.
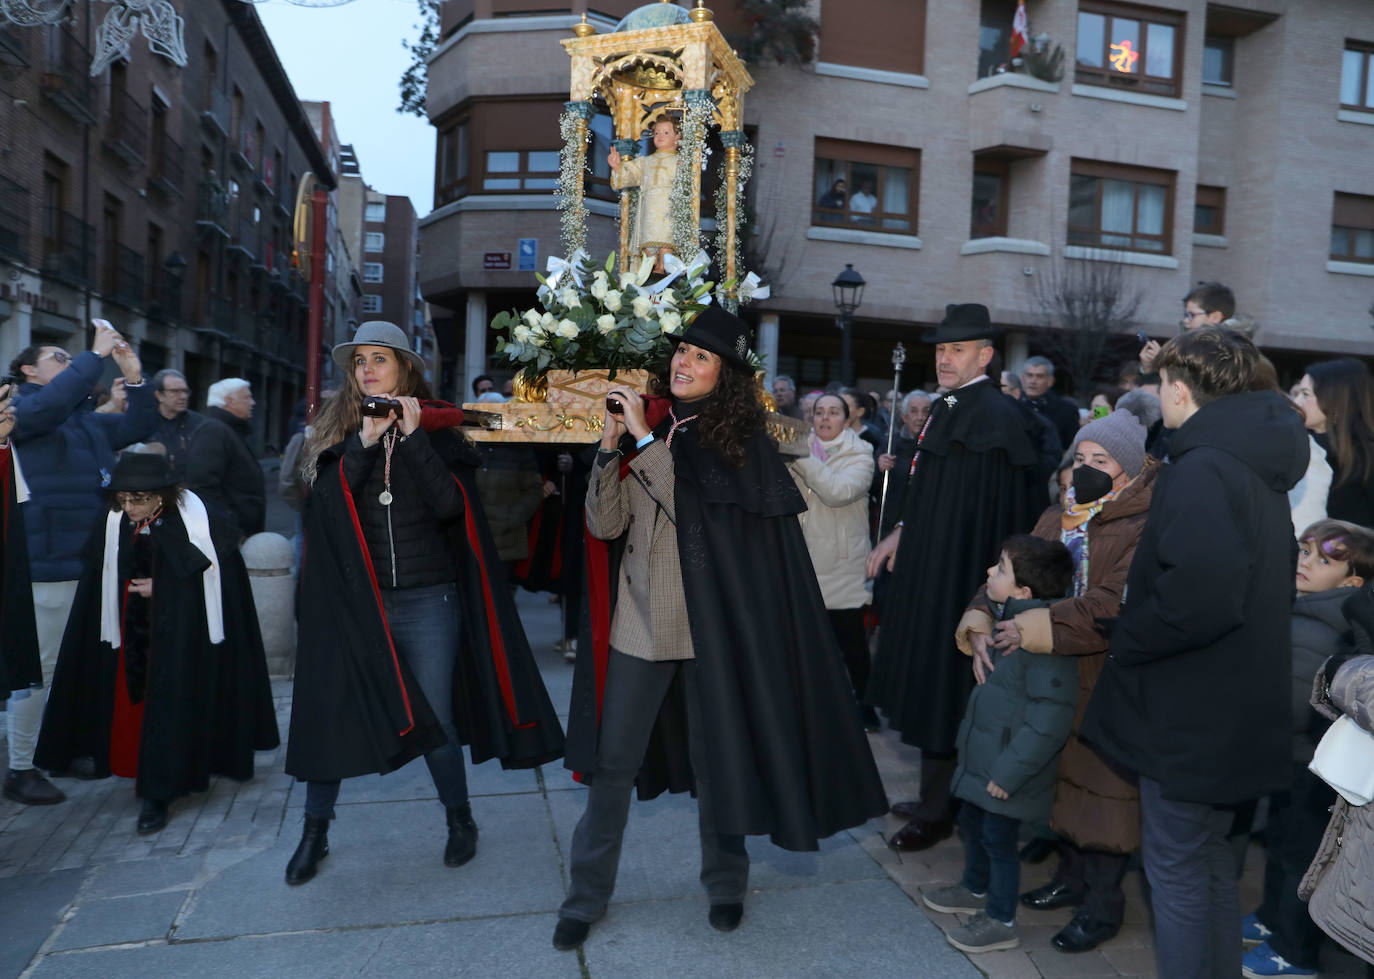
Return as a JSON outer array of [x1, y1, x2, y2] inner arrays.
[[607, 147, 621, 172]]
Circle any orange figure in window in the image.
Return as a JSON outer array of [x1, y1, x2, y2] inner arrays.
[[1110, 39, 1139, 73]]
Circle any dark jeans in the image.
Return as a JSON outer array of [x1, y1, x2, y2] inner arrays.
[[560, 651, 749, 923], [828, 608, 870, 705], [1254, 762, 1336, 969], [958, 802, 1021, 924], [305, 583, 469, 819], [1054, 841, 1129, 926], [1139, 775, 1240, 979]]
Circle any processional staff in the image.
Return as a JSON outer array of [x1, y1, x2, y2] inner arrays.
[[877, 342, 907, 536]]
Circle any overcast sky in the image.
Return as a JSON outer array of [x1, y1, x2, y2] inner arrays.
[[256, 0, 436, 215]]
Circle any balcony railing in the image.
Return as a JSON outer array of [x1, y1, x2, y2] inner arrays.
[[203, 295, 247, 340], [102, 243, 144, 308], [0, 24, 29, 68], [200, 87, 230, 139], [102, 88, 147, 167], [228, 208, 258, 262], [0, 176, 30, 264], [147, 271, 183, 323], [39, 26, 94, 125], [148, 133, 184, 196], [41, 207, 93, 285], [196, 179, 230, 237]]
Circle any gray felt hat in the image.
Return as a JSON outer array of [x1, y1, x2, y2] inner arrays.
[[331, 321, 426, 374]]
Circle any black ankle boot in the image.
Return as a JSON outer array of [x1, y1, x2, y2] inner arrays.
[[136, 798, 169, 835], [285, 816, 330, 885], [444, 804, 478, 867]]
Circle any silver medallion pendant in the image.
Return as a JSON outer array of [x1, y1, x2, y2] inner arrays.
[[379, 489, 394, 506]]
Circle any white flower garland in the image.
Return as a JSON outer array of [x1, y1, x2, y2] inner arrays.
[[557, 109, 590, 257], [669, 98, 712, 262]]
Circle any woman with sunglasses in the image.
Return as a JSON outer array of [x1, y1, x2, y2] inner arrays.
[[35, 450, 279, 834]]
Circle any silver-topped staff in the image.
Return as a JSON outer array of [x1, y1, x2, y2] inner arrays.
[[877, 342, 907, 536]]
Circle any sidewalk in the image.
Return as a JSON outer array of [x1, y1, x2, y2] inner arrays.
[[0, 590, 1365, 978]]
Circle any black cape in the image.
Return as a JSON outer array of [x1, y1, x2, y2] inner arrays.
[[566, 405, 890, 852], [868, 379, 1040, 752], [286, 427, 565, 782], [35, 501, 280, 801], [2, 448, 41, 695]]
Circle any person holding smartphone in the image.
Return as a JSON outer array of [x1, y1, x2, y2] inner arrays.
[[6, 322, 156, 806]]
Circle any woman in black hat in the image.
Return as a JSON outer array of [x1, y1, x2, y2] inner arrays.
[[35, 449, 279, 834], [554, 306, 888, 951], [284, 321, 563, 885]]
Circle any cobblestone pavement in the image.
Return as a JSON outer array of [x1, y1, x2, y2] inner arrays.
[[0, 585, 1366, 978]]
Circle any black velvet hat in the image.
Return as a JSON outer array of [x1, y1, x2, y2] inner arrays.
[[679, 305, 753, 371], [109, 451, 173, 492], [921, 303, 1000, 343]]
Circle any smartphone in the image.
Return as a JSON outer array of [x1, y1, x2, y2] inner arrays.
[[1092, 404, 1110, 419], [1136, 331, 1150, 346], [92, 318, 113, 331]]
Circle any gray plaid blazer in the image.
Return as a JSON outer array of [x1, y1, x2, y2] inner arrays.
[[586, 441, 695, 662]]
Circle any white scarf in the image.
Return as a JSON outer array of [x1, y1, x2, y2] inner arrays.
[[10, 444, 29, 503], [100, 491, 224, 648]]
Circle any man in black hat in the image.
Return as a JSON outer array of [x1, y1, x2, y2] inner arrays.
[[865, 303, 1040, 851]]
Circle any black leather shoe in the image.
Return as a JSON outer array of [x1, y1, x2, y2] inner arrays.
[[444, 804, 478, 867], [285, 816, 330, 885], [708, 902, 744, 932], [1052, 910, 1120, 953], [1020, 880, 1085, 911], [1019, 837, 1057, 864], [861, 707, 882, 733], [136, 799, 169, 835], [553, 917, 591, 951], [3, 768, 66, 805], [888, 818, 954, 852]]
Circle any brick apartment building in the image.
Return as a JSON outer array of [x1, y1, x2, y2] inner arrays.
[[418, 0, 1374, 397], [0, 0, 335, 451]]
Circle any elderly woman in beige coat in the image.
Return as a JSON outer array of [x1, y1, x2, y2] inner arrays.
[[790, 393, 879, 730]]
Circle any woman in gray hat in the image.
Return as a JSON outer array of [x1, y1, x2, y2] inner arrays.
[[283, 321, 564, 885]]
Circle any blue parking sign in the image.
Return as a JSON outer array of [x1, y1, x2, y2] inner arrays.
[[517, 238, 537, 272]]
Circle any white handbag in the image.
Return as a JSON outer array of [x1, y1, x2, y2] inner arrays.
[[1309, 714, 1374, 806]]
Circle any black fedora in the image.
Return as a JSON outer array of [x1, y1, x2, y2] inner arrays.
[[109, 451, 174, 492], [921, 303, 1000, 344], [679, 305, 753, 371]]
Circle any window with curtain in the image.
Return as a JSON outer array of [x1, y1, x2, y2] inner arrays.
[[1068, 160, 1174, 253], [812, 138, 920, 233], [1076, 2, 1183, 97], [1341, 43, 1374, 111], [971, 159, 1008, 239], [1331, 192, 1374, 263], [1194, 185, 1226, 235]]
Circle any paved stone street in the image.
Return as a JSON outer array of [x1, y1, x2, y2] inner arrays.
[[0, 500, 1367, 978]]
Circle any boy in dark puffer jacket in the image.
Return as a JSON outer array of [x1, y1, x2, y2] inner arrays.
[[1242, 520, 1374, 979], [924, 534, 1078, 954]]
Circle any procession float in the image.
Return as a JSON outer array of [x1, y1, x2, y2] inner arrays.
[[462, 0, 806, 454]]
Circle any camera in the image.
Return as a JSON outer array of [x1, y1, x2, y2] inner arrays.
[[1136, 331, 1151, 346], [605, 396, 625, 415], [361, 396, 401, 418]]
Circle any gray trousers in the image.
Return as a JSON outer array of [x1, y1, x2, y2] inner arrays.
[[560, 651, 749, 923], [1139, 775, 1240, 979]]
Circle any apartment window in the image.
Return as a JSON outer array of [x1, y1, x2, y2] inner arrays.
[[362, 294, 382, 313], [1068, 159, 1174, 254], [364, 262, 384, 283], [1341, 42, 1374, 111], [1331, 192, 1374, 264], [435, 119, 469, 205], [253, 122, 265, 169], [150, 96, 168, 176], [1194, 185, 1226, 235], [481, 150, 560, 192], [202, 42, 217, 111], [101, 194, 122, 295], [365, 231, 384, 252], [365, 201, 386, 222], [812, 138, 919, 233], [1202, 36, 1232, 86], [231, 86, 243, 142], [146, 222, 162, 303], [1076, 3, 1183, 97], [971, 159, 1008, 239]]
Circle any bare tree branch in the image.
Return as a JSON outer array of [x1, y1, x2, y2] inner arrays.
[[1026, 254, 1145, 395]]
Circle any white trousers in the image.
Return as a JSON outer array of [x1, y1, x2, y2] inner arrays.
[[7, 580, 78, 770]]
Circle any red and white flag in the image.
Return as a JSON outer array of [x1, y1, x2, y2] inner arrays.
[[1010, 0, 1028, 58]]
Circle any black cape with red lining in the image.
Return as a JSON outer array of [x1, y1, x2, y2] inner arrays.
[[34, 502, 280, 801], [1, 447, 41, 695], [566, 399, 890, 852], [867, 378, 1040, 752], [286, 409, 565, 783]]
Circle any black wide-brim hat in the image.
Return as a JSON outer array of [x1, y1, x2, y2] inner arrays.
[[679, 305, 753, 371], [109, 451, 174, 492], [921, 303, 1001, 344]]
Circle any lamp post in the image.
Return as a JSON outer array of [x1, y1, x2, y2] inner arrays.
[[832, 263, 865, 386]]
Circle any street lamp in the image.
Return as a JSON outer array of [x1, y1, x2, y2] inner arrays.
[[832, 263, 865, 386]]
